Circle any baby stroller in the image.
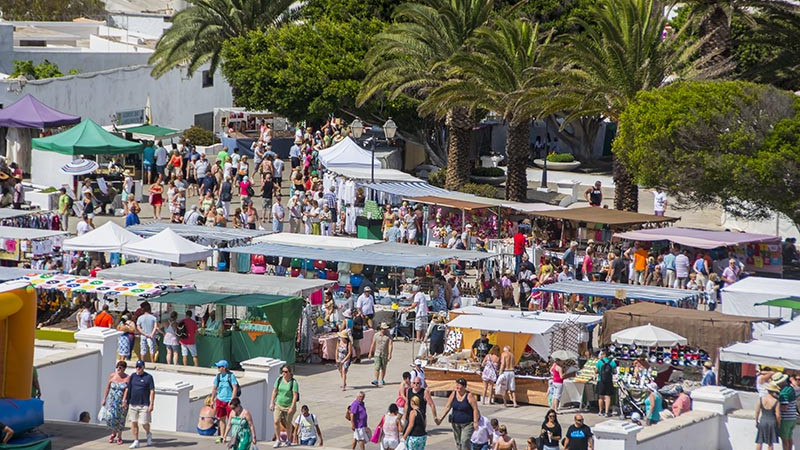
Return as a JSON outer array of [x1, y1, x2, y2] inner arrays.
[[391, 309, 412, 342], [616, 383, 646, 419]]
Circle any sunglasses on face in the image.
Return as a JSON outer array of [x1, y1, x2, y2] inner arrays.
[[548, 414, 556, 418], [575, 419, 584, 423]]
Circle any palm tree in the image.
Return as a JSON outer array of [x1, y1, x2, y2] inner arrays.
[[420, 19, 551, 201], [149, 0, 299, 78], [358, 0, 494, 191], [521, 0, 725, 211]]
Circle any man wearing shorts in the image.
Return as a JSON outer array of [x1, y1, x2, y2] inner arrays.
[[136, 304, 160, 363], [595, 350, 617, 417], [270, 365, 299, 446], [775, 372, 797, 450], [496, 346, 517, 407], [211, 360, 239, 444], [179, 310, 199, 366], [125, 360, 155, 448], [403, 285, 428, 343], [369, 322, 393, 386]]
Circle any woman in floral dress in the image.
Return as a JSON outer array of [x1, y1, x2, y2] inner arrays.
[[101, 360, 130, 444]]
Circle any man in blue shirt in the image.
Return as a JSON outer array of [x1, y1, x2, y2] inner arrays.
[[663, 247, 677, 288], [125, 360, 155, 448], [143, 143, 156, 185], [211, 360, 239, 444], [702, 361, 716, 386], [289, 139, 302, 169], [125, 203, 140, 227]]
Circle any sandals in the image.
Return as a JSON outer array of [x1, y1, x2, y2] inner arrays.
[[116, 438, 124, 445], [110, 434, 116, 443]]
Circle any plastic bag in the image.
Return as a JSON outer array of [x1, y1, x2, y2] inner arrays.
[[97, 405, 106, 422], [395, 441, 407, 450]]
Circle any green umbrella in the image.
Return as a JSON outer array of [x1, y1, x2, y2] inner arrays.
[[756, 297, 800, 310], [33, 119, 143, 155]]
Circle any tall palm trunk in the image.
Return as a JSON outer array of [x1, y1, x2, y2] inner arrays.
[[698, 5, 731, 69], [445, 108, 473, 190], [613, 157, 638, 211], [505, 120, 529, 202]]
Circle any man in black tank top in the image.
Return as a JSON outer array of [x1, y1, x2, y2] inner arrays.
[[585, 180, 603, 207], [404, 376, 437, 424]]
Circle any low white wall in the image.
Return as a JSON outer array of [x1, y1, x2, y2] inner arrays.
[[636, 412, 720, 450], [36, 347, 102, 423], [727, 410, 800, 450]]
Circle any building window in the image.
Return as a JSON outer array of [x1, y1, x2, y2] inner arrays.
[[202, 70, 213, 88]]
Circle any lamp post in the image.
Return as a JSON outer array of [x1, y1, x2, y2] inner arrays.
[[350, 117, 398, 184]]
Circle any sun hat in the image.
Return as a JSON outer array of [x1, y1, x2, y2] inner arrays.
[[413, 359, 423, 366], [343, 309, 352, 318], [338, 330, 349, 339], [767, 382, 781, 393], [380, 322, 390, 330], [771, 372, 789, 385]]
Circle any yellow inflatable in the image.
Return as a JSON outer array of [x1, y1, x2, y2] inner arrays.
[[0, 280, 36, 399]]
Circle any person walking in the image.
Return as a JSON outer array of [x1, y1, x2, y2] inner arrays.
[[148, 175, 164, 220], [402, 285, 427, 342], [435, 378, 480, 450], [403, 375, 437, 428], [270, 365, 299, 446], [403, 396, 427, 450], [292, 405, 323, 446], [774, 372, 797, 450], [550, 360, 565, 413], [585, 181, 602, 207], [471, 415, 494, 450], [101, 360, 130, 444], [369, 322, 393, 386], [563, 415, 593, 450], [116, 315, 136, 361], [496, 346, 518, 408], [271, 195, 285, 232], [539, 409, 561, 450], [178, 310, 199, 366], [378, 404, 402, 450], [336, 330, 353, 391], [57, 187, 71, 231], [225, 398, 256, 450], [349, 391, 369, 450], [211, 360, 240, 444], [123, 360, 155, 449], [162, 311, 180, 365], [644, 382, 663, 425], [755, 383, 782, 450], [595, 350, 616, 417], [481, 346, 500, 405], [492, 425, 517, 450]]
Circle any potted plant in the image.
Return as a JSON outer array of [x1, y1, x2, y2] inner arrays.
[[469, 166, 507, 186], [533, 153, 581, 171]]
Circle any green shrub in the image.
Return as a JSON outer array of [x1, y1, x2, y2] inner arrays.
[[182, 126, 218, 146], [459, 183, 499, 198], [546, 153, 576, 163], [428, 169, 445, 187], [470, 166, 505, 177]]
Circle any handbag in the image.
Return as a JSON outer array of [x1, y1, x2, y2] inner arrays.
[[370, 416, 384, 443], [345, 406, 352, 421]]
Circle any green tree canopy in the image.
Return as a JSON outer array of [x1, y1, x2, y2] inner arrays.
[[615, 80, 799, 224], [0, 0, 104, 20]]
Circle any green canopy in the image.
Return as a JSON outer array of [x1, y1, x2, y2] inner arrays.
[[122, 124, 181, 140], [756, 297, 800, 310], [155, 290, 292, 307], [33, 119, 143, 155]]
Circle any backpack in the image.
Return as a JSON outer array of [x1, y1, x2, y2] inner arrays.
[[246, 185, 255, 197], [277, 376, 299, 401], [215, 372, 240, 398], [600, 359, 614, 382], [176, 320, 188, 339]]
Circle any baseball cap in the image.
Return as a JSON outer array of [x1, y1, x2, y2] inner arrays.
[[631, 412, 642, 422], [414, 359, 422, 366], [135, 360, 145, 368], [215, 360, 229, 368], [456, 377, 467, 386]]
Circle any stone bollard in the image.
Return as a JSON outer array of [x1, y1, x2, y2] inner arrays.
[[593, 420, 643, 450], [152, 380, 194, 432], [691, 386, 741, 415]]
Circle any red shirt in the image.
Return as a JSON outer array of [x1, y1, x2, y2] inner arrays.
[[179, 318, 198, 345], [94, 311, 114, 328], [513, 233, 526, 255]]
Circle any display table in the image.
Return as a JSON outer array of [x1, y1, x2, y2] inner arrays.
[[196, 334, 232, 368], [232, 330, 295, 365], [425, 366, 550, 406], [317, 328, 375, 360]]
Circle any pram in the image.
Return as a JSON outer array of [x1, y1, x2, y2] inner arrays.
[[616, 382, 647, 419], [391, 309, 412, 341]]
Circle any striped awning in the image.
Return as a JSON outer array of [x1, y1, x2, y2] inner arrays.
[[357, 182, 451, 198]]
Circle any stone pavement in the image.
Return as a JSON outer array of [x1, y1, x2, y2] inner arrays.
[[47, 340, 605, 449]]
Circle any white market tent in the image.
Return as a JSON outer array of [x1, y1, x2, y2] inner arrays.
[[720, 340, 800, 370], [121, 228, 211, 263], [330, 167, 424, 182], [318, 136, 381, 170], [98, 262, 332, 297], [611, 324, 688, 347], [721, 276, 799, 322], [761, 317, 800, 344], [62, 221, 142, 252]]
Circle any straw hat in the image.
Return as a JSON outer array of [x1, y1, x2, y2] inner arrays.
[[379, 322, 390, 330], [338, 330, 350, 339], [771, 372, 789, 385], [767, 382, 781, 393], [123, 169, 133, 177]]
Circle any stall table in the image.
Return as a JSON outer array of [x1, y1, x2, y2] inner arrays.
[[425, 366, 550, 406], [317, 328, 375, 360], [196, 334, 232, 368]]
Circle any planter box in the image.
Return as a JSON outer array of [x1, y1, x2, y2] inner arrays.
[[533, 158, 581, 171], [469, 174, 506, 186]]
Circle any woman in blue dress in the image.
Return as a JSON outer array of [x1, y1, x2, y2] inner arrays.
[[101, 361, 130, 444]]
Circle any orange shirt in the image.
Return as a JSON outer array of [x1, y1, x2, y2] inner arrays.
[[633, 248, 648, 271], [94, 311, 114, 328]]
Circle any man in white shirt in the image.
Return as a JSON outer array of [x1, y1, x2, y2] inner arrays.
[[154, 141, 168, 179], [403, 285, 428, 342], [77, 302, 92, 330], [184, 205, 201, 225], [470, 415, 494, 450], [76, 214, 92, 236], [136, 303, 160, 362], [273, 157, 284, 187], [356, 286, 375, 328], [289, 139, 302, 168], [271, 195, 285, 232], [653, 188, 668, 216], [674, 248, 691, 289]]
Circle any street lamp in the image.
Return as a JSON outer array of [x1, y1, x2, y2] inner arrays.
[[350, 117, 399, 184]]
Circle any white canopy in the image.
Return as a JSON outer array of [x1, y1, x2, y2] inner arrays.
[[62, 221, 142, 252], [446, 314, 556, 335], [451, 306, 602, 325], [722, 276, 799, 322], [121, 228, 212, 263], [611, 324, 688, 347], [318, 136, 382, 170], [253, 233, 374, 250], [328, 167, 423, 182], [720, 340, 800, 370], [761, 317, 800, 345]]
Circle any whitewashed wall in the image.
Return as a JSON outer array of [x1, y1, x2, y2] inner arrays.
[[36, 348, 103, 422]]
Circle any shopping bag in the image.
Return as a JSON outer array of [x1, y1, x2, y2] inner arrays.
[[97, 405, 106, 421], [395, 441, 407, 450]]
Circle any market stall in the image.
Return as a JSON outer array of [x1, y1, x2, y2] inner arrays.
[[533, 280, 703, 309], [0, 226, 68, 266], [613, 227, 783, 276], [719, 317, 800, 385], [62, 221, 142, 253], [721, 276, 800, 322], [407, 195, 506, 243], [121, 228, 212, 264], [0, 93, 80, 174], [318, 137, 381, 170]]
